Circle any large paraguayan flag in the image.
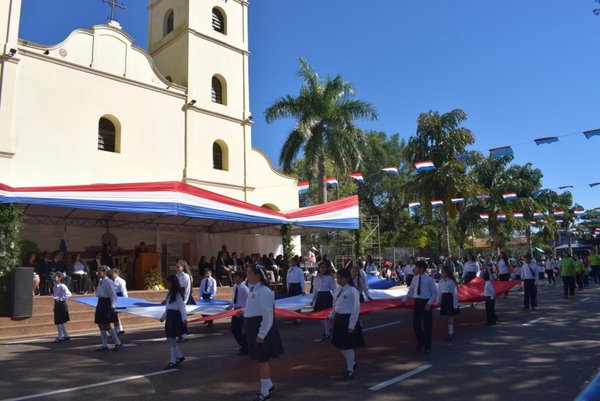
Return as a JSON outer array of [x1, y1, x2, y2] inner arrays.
[[489, 146, 514, 158], [414, 161, 436, 172], [325, 177, 338, 187], [297, 181, 310, 194], [583, 129, 600, 139], [348, 173, 364, 183], [502, 193, 517, 201], [534, 136, 559, 145], [382, 166, 399, 175]]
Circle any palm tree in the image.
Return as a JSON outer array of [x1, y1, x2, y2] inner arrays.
[[405, 109, 475, 255], [264, 58, 378, 204]]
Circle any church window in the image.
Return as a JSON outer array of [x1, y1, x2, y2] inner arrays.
[[164, 9, 174, 36], [98, 117, 120, 153], [211, 76, 226, 104], [212, 8, 226, 34], [213, 141, 228, 171]]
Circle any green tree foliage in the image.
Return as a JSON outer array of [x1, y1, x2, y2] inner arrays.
[[0, 204, 22, 316], [264, 58, 377, 204]]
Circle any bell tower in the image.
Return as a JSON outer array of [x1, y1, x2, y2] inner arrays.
[[148, 0, 252, 198]]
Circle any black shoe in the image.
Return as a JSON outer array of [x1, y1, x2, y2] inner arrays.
[[422, 348, 431, 355], [253, 393, 271, 401], [268, 385, 275, 394], [343, 370, 355, 380], [175, 356, 185, 366], [163, 362, 177, 370], [118, 331, 125, 335], [114, 343, 122, 351], [63, 336, 71, 341], [207, 322, 214, 328], [237, 349, 249, 356], [353, 363, 358, 371], [522, 307, 530, 311], [94, 346, 109, 352], [446, 333, 454, 341], [177, 337, 189, 343]]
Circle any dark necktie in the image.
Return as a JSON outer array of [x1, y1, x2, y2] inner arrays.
[[417, 276, 421, 296], [234, 286, 238, 304], [204, 279, 209, 292]]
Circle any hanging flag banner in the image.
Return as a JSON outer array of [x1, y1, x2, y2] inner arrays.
[[414, 161, 436, 172], [502, 193, 517, 201], [556, 219, 564, 224], [534, 136, 559, 145], [382, 166, 399, 175], [477, 194, 490, 200], [451, 198, 465, 204], [590, 182, 600, 188], [489, 146, 514, 158], [325, 177, 338, 187], [554, 210, 565, 216], [529, 221, 537, 225], [480, 213, 489, 221], [348, 173, 364, 183], [455, 153, 470, 162], [574, 208, 585, 217], [533, 211, 544, 219], [513, 212, 524, 219], [430, 200, 444, 208], [558, 185, 574, 190], [497, 213, 507, 221], [297, 181, 309, 194], [408, 202, 421, 209], [583, 129, 600, 139], [532, 189, 546, 197]]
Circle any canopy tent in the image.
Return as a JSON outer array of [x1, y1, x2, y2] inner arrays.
[[0, 182, 359, 235]]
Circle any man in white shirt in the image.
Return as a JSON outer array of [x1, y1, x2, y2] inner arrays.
[[521, 253, 537, 311], [199, 269, 218, 327], [229, 271, 250, 355], [402, 260, 438, 355]]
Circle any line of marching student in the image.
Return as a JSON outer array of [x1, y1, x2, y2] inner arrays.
[[49, 250, 597, 401]]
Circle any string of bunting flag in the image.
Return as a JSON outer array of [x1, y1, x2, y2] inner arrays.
[[296, 127, 600, 194]]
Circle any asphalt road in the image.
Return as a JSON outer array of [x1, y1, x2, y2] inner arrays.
[[1, 282, 599, 401]]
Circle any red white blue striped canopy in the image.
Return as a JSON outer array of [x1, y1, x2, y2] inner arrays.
[[0, 182, 359, 233]]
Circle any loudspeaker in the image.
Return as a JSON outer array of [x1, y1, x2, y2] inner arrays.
[[12, 267, 33, 318]]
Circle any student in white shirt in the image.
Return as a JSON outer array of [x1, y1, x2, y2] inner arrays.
[[437, 266, 459, 341], [404, 257, 416, 286], [199, 269, 218, 327], [480, 272, 497, 325], [244, 265, 283, 401], [111, 269, 128, 334], [52, 271, 71, 342], [176, 260, 194, 341], [229, 271, 250, 355], [312, 261, 337, 340], [160, 275, 187, 370], [521, 253, 538, 311], [462, 253, 480, 284], [329, 268, 364, 381], [402, 260, 438, 355], [286, 257, 305, 296], [94, 266, 122, 351], [364, 255, 378, 276]]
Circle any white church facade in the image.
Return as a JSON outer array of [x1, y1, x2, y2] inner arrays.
[[0, 0, 300, 264]]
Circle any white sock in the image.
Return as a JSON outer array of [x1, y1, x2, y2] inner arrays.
[[100, 330, 108, 347], [175, 347, 183, 359], [169, 346, 177, 364], [341, 349, 355, 372], [323, 319, 332, 336], [448, 324, 454, 335], [109, 328, 121, 345], [57, 325, 63, 339], [260, 378, 272, 396], [61, 324, 69, 338]]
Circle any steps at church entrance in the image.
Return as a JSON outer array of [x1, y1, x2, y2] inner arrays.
[[0, 287, 235, 340]]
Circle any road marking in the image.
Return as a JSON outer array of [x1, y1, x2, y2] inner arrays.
[[579, 297, 590, 303], [523, 317, 545, 326], [363, 321, 401, 332], [369, 364, 432, 391], [4, 370, 177, 401]]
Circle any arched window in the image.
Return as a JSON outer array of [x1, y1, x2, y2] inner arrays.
[[212, 141, 228, 171], [98, 116, 120, 153], [164, 9, 174, 36], [211, 76, 225, 104], [212, 8, 226, 34]]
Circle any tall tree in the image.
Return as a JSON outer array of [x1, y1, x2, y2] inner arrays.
[[405, 109, 475, 255], [264, 58, 377, 204]]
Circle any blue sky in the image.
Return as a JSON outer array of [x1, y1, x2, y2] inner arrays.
[[18, 0, 600, 209]]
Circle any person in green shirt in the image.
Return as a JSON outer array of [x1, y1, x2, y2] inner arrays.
[[574, 255, 585, 291], [589, 250, 600, 285], [560, 251, 576, 299]]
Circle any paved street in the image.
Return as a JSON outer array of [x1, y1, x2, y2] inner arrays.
[[1, 282, 599, 401]]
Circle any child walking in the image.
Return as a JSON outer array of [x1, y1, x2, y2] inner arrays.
[[437, 266, 459, 341], [481, 272, 497, 325], [112, 269, 128, 334], [312, 261, 336, 340], [94, 266, 122, 351], [52, 271, 71, 342], [160, 275, 187, 370], [329, 268, 364, 380]]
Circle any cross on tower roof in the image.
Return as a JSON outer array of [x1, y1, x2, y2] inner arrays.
[[101, 0, 126, 22]]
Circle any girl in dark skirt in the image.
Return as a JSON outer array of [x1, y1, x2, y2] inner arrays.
[[160, 275, 187, 370], [437, 266, 459, 341], [312, 261, 336, 340], [244, 264, 283, 401], [329, 268, 364, 381], [52, 272, 71, 342], [94, 266, 122, 351]]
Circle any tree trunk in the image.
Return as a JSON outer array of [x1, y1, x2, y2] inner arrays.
[[317, 157, 327, 205], [525, 226, 532, 253], [443, 209, 451, 256]]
